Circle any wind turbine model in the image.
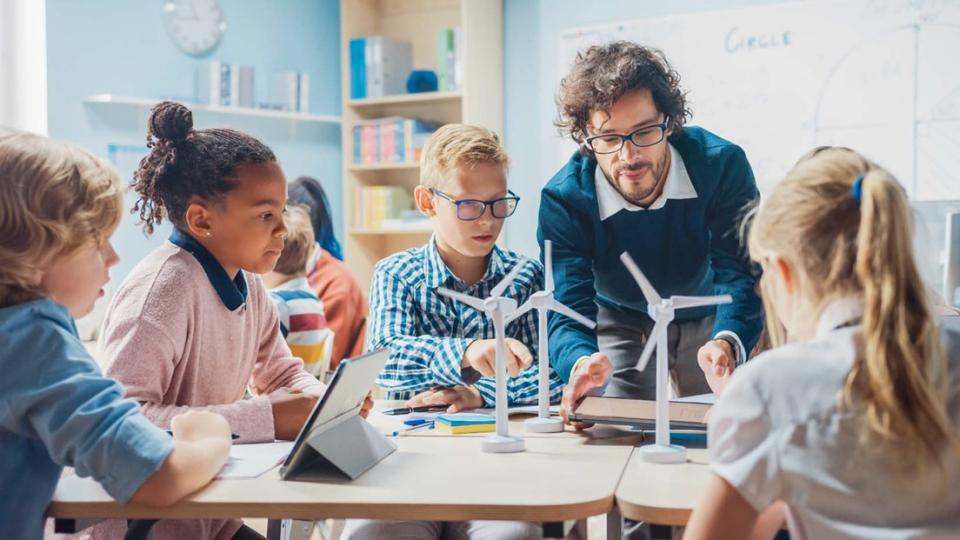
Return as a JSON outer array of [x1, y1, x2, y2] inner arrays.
[[436, 263, 528, 453], [507, 240, 596, 433], [619, 252, 731, 464]]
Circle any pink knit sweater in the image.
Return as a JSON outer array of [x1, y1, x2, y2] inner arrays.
[[80, 241, 324, 540]]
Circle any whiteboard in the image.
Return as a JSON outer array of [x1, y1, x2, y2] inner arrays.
[[558, 0, 960, 199]]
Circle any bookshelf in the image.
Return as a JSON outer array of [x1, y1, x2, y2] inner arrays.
[[340, 0, 504, 289]]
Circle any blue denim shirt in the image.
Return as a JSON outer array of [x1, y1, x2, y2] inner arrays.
[[0, 298, 173, 539]]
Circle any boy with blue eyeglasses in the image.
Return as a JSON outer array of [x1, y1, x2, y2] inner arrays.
[[369, 123, 561, 413], [353, 124, 554, 539]]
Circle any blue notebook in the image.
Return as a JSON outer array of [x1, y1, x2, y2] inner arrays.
[[435, 413, 495, 427], [349, 37, 366, 99]]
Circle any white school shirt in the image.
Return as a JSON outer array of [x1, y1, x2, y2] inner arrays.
[[708, 297, 960, 540]]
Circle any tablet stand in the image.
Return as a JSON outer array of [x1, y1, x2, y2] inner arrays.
[[282, 412, 397, 481]]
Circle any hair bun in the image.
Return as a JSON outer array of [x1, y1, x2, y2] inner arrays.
[[148, 101, 193, 143]]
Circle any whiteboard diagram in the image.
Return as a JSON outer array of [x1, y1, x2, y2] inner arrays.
[[558, 0, 960, 199], [815, 22, 960, 199]]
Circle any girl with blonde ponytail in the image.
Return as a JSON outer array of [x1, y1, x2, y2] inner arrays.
[[685, 148, 960, 540]]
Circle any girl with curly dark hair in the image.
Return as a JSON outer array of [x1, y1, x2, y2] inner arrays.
[[89, 101, 364, 540]]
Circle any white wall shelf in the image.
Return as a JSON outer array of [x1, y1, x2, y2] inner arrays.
[[83, 94, 342, 125]]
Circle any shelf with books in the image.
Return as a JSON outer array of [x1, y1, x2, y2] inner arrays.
[[341, 0, 502, 288]]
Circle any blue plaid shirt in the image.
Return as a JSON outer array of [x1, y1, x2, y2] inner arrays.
[[369, 236, 563, 405]]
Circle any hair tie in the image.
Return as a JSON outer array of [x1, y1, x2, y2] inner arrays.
[[852, 175, 864, 202]]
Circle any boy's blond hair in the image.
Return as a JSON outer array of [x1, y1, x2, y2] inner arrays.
[[0, 133, 124, 307], [419, 124, 509, 189], [273, 204, 315, 277]]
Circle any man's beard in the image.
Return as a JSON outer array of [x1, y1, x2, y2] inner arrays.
[[605, 149, 670, 206]]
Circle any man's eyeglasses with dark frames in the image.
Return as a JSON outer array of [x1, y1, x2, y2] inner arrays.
[[584, 117, 671, 155]]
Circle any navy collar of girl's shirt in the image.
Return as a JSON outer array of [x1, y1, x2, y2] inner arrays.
[[169, 229, 248, 311]]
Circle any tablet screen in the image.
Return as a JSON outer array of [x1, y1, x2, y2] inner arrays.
[[282, 348, 389, 469]]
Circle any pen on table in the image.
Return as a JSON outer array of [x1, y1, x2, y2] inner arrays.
[[382, 405, 448, 416], [391, 421, 434, 437], [167, 430, 240, 440]]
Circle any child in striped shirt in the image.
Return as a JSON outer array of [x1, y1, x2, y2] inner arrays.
[[264, 204, 334, 380]]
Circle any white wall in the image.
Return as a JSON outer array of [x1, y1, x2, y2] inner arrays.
[[0, 0, 48, 134]]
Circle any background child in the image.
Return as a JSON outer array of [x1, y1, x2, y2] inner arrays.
[[263, 204, 334, 381], [0, 133, 231, 539], [289, 175, 367, 369], [289, 175, 342, 260], [94, 101, 358, 540], [685, 148, 960, 539]]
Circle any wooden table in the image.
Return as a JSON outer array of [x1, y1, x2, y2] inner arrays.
[[50, 401, 715, 538], [50, 435, 633, 538], [615, 448, 712, 526]]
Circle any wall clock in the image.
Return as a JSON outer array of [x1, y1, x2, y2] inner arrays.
[[162, 0, 226, 56]]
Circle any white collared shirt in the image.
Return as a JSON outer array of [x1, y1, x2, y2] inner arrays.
[[594, 143, 698, 221], [590, 142, 743, 363], [709, 297, 960, 540]]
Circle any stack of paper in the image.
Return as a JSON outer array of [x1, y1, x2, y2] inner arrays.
[[435, 413, 495, 434], [217, 442, 294, 479]]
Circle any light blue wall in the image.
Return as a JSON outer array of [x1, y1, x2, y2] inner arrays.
[[503, 0, 788, 257], [46, 0, 342, 286]]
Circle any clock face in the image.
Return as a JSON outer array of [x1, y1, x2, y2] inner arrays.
[[162, 0, 226, 56]]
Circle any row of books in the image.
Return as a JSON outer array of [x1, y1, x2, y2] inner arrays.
[[195, 62, 310, 112], [354, 186, 414, 229], [348, 27, 462, 99], [353, 117, 436, 164], [196, 61, 254, 108], [349, 36, 412, 99]]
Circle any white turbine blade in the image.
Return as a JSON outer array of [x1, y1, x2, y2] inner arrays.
[[619, 252, 661, 304], [635, 319, 668, 372], [671, 294, 733, 310], [436, 287, 485, 311], [505, 299, 535, 325], [544, 240, 554, 293], [549, 300, 596, 330], [491, 262, 525, 298]]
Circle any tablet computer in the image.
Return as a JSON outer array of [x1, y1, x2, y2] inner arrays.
[[280, 348, 394, 480], [569, 395, 711, 430]]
